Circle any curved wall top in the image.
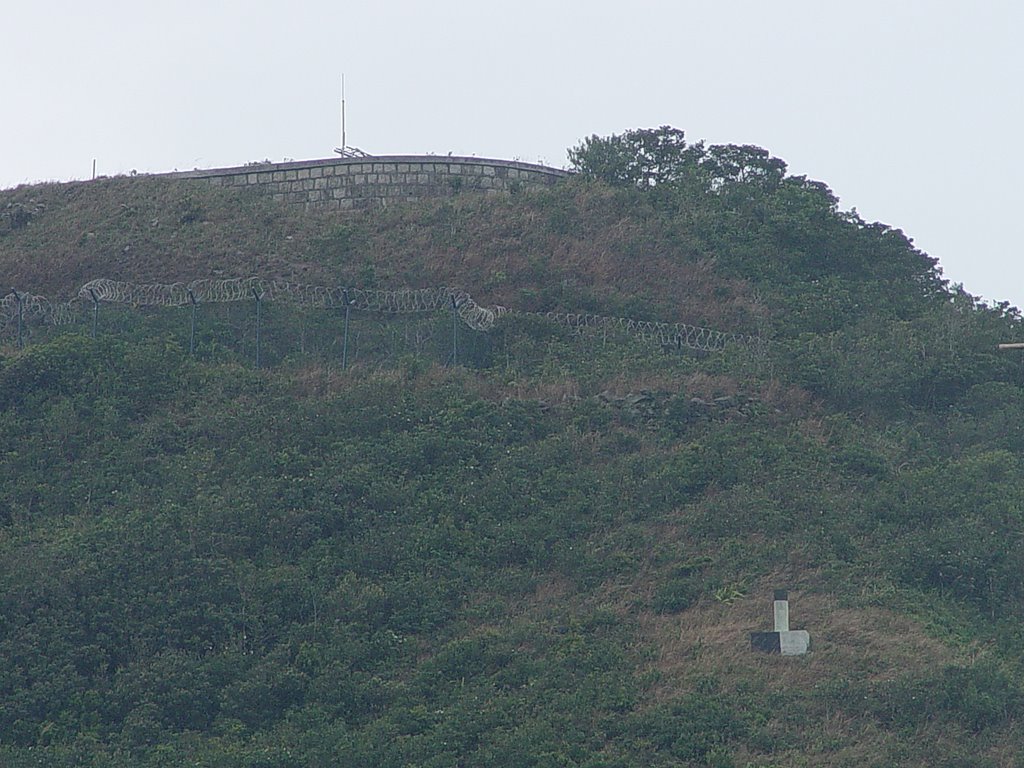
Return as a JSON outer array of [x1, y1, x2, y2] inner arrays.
[[171, 155, 571, 211]]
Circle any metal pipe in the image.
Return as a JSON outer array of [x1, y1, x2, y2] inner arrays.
[[13, 289, 23, 349], [251, 286, 262, 369], [342, 289, 352, 371], [187, 289, 197, 355], [451, 294, 458, 367], [89, 289, 100, 339]]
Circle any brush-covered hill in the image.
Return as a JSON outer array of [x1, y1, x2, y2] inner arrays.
[[2, 127, 1024, 767]]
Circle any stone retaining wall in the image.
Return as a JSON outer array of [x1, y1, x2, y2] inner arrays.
[[172, 155, 570, 211]]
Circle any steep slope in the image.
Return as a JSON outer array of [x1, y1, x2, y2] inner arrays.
[[2, 131, 1024, 767], [0, 174, 757, 332]]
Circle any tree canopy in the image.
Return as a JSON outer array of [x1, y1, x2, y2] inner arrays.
[[568, 125, 788, 195]]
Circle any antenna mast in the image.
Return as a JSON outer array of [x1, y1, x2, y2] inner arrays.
[[334, 74, 369, 158]]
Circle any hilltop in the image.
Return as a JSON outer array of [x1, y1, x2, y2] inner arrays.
[[1, 128, 1023, 767]]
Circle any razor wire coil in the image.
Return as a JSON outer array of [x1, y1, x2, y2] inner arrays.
[[75, 278, 506, 332], [3, 277, 760, 353]]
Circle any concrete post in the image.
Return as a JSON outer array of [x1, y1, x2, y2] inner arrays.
[[750, 589, 810, 656], [773, 589, 790, 632]]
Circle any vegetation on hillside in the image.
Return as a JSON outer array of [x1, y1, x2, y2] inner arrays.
[[2, 128, 1024, 766]]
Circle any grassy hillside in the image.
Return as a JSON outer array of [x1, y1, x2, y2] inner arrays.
[[0, 173, 756, 331], [2, 130, 1024, 767]]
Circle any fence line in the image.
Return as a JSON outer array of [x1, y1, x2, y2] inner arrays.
[[538, 312, 756, 352], [1, 277, 761, 354], [76, 278, 507, 332]]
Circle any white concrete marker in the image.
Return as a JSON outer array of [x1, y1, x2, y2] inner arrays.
[[750, 590, 810, 656], [774, 589, 790, 632]]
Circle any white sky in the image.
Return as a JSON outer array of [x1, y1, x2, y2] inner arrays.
[[2, 1, 1022, 307]]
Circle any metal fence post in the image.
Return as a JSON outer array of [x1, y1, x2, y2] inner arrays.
[[89, 289, 100, 339], [342, 289, 353, 371], [451, 295, 458, 367], [187, 289, 198, 355], [12, 289, 23, 349], [251, 286, 262, 369]]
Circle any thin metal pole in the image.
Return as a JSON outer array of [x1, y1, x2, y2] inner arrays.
[[13, 289, 23, 349], [451, 295, 458, 367], [187, 289, 197, 355], [342, 289, 352, 371], [252, 286, 262, 369], [89, 289, 99, 339]]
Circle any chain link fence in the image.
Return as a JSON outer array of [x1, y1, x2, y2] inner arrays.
[[1, 278, 762, 369]]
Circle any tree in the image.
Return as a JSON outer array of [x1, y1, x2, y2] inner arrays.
[[567, 126, 703, 187], [698, 143, 787, 193], [569, 126, 796, 205]]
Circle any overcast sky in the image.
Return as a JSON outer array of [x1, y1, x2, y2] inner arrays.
[[3, 1, 1022, 307]]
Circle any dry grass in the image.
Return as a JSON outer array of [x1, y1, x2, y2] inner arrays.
[[484, 566, 1023, 766], [638, 578, 956, 703], [1, 175, 764, 336], [628, 574, 1021, 766]]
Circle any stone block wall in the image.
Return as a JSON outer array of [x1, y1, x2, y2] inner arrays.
[[171, 155, 570, 211]]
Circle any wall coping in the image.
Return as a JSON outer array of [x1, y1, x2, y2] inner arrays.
[[170, 155, 572, 180]]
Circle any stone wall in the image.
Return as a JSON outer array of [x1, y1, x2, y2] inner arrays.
[[171, 155, 570, 211]]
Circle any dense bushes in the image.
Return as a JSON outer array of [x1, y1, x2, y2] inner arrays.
[[4, 128, 1024, 764], [3, 324, 1023, 764]]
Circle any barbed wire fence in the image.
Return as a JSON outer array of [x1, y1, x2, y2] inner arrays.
[[0, 277, 763, 368]]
